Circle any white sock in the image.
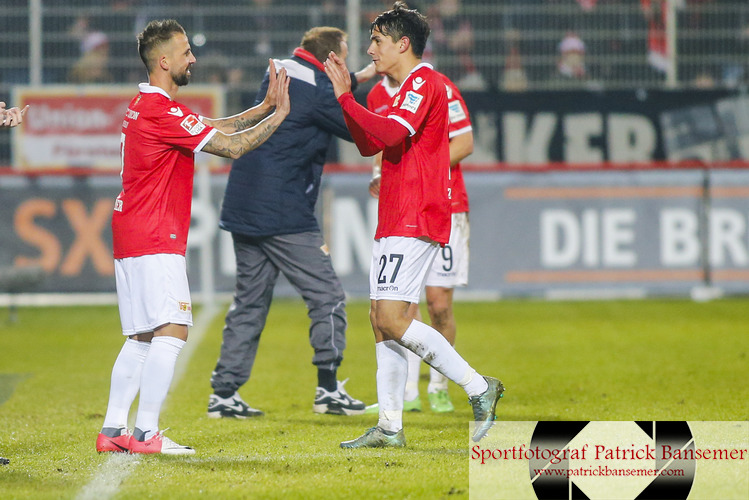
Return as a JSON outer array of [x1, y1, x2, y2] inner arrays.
[[102, 338, 150, 430], [428, 366, 448, 394], [134, 336, 185, 440], [375, 340, 408, 433], [404, 349, 421, 401], [399, 320, 488, 397]]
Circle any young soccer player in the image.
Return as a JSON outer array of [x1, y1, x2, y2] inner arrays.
[[325, 2, 504, 447], [365, 68, 474, 414]]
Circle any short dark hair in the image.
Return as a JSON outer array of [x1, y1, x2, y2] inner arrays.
[[137, 19, 186, 72], [300, 27, 347, 64], [371, 2, 430, 58]]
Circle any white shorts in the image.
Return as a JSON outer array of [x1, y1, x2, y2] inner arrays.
[[425, 212, 470, 288], [115, 254, 193, 336], [369, 236, 439, 303]]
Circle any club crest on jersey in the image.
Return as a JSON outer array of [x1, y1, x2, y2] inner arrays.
[[400, 91, 424, 114], [180, 115, 205, 135], [448, 100, 467, 122]]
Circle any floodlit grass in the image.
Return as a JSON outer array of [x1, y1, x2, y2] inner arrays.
[[0, 298, 747, 499]]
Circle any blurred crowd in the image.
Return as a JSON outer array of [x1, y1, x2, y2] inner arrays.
[[2, 0, 749, 91]]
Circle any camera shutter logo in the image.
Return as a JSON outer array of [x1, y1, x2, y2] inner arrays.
[[528, 421, 695, 500]]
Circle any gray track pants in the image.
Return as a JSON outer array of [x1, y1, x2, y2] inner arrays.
[[210, 231, 347, 394]]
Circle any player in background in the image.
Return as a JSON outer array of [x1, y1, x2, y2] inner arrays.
[[96, 18, 290, 455], [364, 69, 474, 414], [325, 2, 503, 448]]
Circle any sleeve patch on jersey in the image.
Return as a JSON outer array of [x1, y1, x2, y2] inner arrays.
[[180, 115, 206, 136], [448, 100, 467, 123], [400, 91, 424, 114]]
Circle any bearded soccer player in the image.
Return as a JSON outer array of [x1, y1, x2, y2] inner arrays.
[[364, 68, 474, 415], [96, 19, 290, 455], [325, 2, 504, 448]]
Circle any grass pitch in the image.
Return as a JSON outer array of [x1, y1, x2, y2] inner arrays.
[[0, 298, 747, 499]]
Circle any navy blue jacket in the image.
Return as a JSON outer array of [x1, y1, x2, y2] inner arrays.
[[219, 48, 357, 237]]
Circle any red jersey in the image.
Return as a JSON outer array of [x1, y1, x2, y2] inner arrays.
[[112, 83, 217, 259], [377, 63, 451, 244], [367, 71, 471, 214]]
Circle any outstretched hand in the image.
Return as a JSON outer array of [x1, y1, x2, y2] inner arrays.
[[262, 59, 284, 109], [324, 51, 352, 99], [1, 101, 29, 128], [369, 176, 381, 199], [355, 62, 377, 84], [273, 66, 291, 119]]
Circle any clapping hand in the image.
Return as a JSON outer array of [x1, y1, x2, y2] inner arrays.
[[324, 51, 352, 99], [262, 59, 288, 110], [272, 64, 291, 119]]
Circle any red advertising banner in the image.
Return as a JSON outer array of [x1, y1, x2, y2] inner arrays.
[[11, 85, 223, 169]]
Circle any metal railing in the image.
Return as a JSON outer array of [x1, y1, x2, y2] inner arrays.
[[1, 1, 746, 91], [1, 1, 748, 163]]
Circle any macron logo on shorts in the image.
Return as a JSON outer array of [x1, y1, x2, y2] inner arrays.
[[180, 115, 206, 135]]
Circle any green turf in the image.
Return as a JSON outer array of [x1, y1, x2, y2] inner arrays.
[[0, 298, 747, 499]]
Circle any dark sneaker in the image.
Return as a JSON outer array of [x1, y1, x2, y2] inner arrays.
[[469, 376, 505, 442], [129, 430, 195, 455], [207, 392, 264, 419], [340, 427, 406, 449], [313, 379, 365, 416], [96, 428, 131, 453]]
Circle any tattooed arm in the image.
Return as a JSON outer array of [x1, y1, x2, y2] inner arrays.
[[202, 60, 285, 134], [202, 68, 290, 159], [202, 104, 273, 134]]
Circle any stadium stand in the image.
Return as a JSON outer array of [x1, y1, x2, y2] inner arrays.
[[1, 1, 747, 163]]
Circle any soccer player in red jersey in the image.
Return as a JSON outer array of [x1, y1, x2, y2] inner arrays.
[[325, 2, 504, 448], [96, 19, 290, 455], [364, 69, 474, 415]]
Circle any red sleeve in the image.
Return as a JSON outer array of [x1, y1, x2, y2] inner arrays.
[[338, 93, 409, 156], [158, 103, 215, 152], [341, 106, 385, 157]]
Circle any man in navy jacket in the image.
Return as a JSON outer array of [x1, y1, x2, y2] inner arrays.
[[208, 27, 375, 418]]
